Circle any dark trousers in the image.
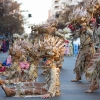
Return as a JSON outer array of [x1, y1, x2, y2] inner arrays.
[[6, 45, 9, 51]]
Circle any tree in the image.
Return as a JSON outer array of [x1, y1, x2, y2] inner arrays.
[[0, 0, 24, 37]]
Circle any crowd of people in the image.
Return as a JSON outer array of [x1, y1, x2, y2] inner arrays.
[[0, 39, 13, 53], [64, 39, 73, 56]]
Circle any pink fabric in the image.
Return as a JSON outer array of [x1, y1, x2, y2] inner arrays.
[[0, 67, 6, 72], [20, 62, 30, 69], [68, 24, 75, 32], [90, 18, 96, 23], [65, 40, 69, 43], [65, 44, 70, 55], [6, 55, 12, 65]]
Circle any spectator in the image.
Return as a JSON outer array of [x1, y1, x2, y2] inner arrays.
[[11, 39, 14, 45], [1, 39, 6, 53], [0, 40, 2, 53], [6, 39, 9, 51]]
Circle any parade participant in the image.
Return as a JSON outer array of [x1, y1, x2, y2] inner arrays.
[[2, 44, 26, 83], [12, 33, 21, 45], [71, 23, 94, 82], [65, 0, 97, 83], [0, 58, 60, 98], [63, 26, 73, 56], [0, 18, 65, 98], [6, 39, 9, 51], [2, 41, 38, 84], [1, 39, 6, 53], [0, 40, 2, 53], [69, 40, 73, 56]]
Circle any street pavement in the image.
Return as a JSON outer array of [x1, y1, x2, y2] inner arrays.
[[0, 52, 100, 100]]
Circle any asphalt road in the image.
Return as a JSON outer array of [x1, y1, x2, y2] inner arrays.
[[0, 52, 100, 100]]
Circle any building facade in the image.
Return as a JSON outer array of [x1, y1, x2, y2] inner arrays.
[[50, 0, 71, 17]]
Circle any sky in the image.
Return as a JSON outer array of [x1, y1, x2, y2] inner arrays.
[[17, 0, 52, 24], [15, 0, 52, 32]]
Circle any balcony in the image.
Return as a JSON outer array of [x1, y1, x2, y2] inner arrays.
[[54, 6, 59, 9], [59, 0, 72, 5], [53, 3, 63, 9], [53, 8, 62, 13], [54, 0, 60, 2], [54, 0, 59, 4]]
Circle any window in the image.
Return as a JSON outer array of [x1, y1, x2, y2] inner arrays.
[[55, 6, 59, 9], [55, 1, 58, 4]]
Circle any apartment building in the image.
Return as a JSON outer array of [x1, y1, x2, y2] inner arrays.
[[50, 0, 85, 17], [50, 0, 71, 17]]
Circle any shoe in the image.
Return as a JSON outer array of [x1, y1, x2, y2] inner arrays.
[[71, 77, 81, 82], [1, 85, 16, 97], [86, 85, 99, 93]]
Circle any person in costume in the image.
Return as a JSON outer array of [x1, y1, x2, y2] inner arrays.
[[71, 23, 94, 82], [64, 39, 70, 56], [1, 39, 6, 53], [3, 40, 39, 84], [66, 0, 96, 83], [0, 18, 66, 98], [12, 33, 21, 45], [2, 43, 27, 83], [69, 40, 73, 56]]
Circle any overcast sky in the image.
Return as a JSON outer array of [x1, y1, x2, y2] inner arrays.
[[14, 0, 51, 32], [16, 0, 52, 24]]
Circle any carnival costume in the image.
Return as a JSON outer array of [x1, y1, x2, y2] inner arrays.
[[0, 20, 66, 98], [84, 2, 100, 93], [68, 0, 100, 93]]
